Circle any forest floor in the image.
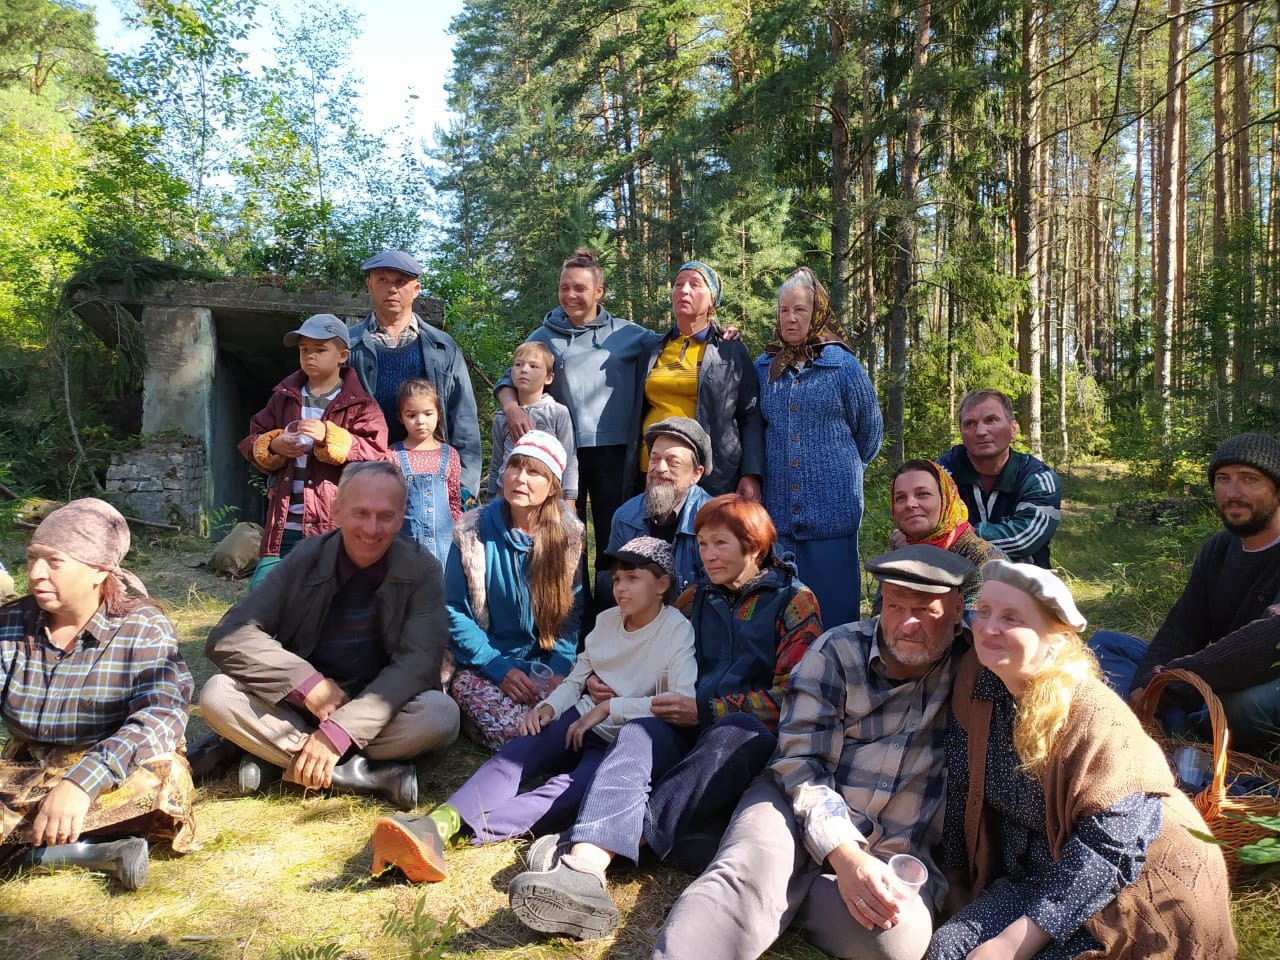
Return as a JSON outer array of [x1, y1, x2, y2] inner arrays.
[[0, 459, 1278, 959]]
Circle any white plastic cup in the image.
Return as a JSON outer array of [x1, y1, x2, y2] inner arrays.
[[887, 854, 928, 902], [285, 420, 315, 451], [530, 660, 554, 697]]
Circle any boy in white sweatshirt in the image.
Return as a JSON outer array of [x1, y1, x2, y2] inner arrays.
[[370, 536, 695, 882]]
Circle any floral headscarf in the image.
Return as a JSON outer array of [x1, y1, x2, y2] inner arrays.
[[892, 461, 972, 551], [675, 261, 722, 305], [764, 267, 852, 382]]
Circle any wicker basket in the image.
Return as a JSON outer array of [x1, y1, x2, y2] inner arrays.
[[1133, 667, 1280, 878]]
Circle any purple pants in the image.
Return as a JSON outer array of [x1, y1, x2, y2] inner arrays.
[[446, 706, 610, 844]]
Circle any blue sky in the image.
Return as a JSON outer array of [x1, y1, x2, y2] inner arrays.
[[85, 0, 466, 148]]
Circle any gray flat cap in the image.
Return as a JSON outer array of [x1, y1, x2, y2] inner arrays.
[[979, 559, 1087, 631], [605, 536, 676, 577], [283, 313, 351, 347], [361, 250, 423, 276], [866, 544, 976, 594], [645, 416, 713, 474]]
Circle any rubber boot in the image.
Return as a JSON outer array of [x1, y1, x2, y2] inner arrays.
[[370, 814, 447, 882], [23, 837, 150, 890], [330, 755, 418, 811]]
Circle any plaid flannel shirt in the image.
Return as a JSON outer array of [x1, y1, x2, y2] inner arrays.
[[367, 313, 420, 349], [770, 616, 968, 905], [0, 598, 193, 799]]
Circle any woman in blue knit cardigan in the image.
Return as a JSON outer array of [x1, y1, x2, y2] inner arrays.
[[754, 268, 882, 627]]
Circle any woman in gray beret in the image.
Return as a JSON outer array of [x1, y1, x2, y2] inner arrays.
[[929, 560, 1235, 960]]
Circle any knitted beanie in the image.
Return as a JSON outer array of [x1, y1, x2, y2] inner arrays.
[[506, 429, 568, 482], [1207, 433, 1280, 488]]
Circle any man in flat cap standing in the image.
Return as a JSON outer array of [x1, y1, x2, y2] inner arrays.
[[349, 250, 482, 499], [652, 544, 975, 960]]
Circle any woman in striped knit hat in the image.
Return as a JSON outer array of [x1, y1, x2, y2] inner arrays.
[[445, 431, 585, 751]]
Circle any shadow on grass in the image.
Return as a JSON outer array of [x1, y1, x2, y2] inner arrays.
[[308, 836, 376, 893], [0, 901, 228, 960]]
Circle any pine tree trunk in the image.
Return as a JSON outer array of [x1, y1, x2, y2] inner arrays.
[[1153, 0, 1183, 444], [1016, 0, 1043, 455], [886, 0, 931, 466], [830, 0, 853, 334], [860, 1, 878, 384], [1231, 0, 1254, 422]]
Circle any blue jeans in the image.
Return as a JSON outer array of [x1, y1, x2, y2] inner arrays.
[[779, 534, 861, 628], [1088, 630, 1148, 696], [570, 714, 776, 863], [1090, 630, 1280, 751], [1221, 678, 1280, 754]]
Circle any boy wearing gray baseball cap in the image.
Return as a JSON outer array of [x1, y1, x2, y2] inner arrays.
[[239, 314, 389, 586]]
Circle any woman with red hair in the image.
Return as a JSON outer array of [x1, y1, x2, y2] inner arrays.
[[509, 494, 824, 941]]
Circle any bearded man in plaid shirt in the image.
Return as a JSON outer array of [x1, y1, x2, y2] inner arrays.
[[652, 544, 975, 960]]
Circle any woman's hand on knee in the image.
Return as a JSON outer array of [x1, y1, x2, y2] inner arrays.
[[32, 779, 92, 846], [519, 703, 554, 736]]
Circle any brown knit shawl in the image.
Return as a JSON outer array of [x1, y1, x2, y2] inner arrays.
[[951, 650, 1237, 959]]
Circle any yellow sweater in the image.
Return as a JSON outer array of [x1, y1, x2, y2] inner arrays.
[[640, 335, 705, 470]]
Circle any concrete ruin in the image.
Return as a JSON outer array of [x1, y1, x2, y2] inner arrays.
[[72, 282, 444, 533]]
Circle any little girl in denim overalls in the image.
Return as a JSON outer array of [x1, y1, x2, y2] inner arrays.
[[390, 378, 464, 569]]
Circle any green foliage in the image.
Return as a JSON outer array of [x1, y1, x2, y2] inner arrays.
[[1236, 815, 1280, 867], [0, 84, 86, 340], [113, 0, 261, 255], [380, 900, 462, 960], [268, 942, 344, 960], [0, 0, 99, 96]]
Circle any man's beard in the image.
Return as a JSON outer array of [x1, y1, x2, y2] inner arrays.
[[1219, 498, 1280, 538], [885, 628, 941, 667], [645, 480, 690, 520]]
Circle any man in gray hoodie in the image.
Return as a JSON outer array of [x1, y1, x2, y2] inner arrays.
[[496, 250, 660, 616]]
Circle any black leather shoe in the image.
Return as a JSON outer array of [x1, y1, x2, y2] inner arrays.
[[330, 755, 418, 811], [186, 731, 244, 782]]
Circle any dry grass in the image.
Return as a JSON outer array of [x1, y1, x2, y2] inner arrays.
[[1, 463, 1276, 957], [0, 533, 825, 959]]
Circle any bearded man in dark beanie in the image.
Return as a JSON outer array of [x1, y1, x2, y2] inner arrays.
[[1091, 432, 1280, 753]]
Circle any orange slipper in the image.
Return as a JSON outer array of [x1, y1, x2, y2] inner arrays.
[[370, 815, 447, 882]]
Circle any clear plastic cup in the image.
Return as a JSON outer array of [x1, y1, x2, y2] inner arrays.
[[1173, 746, 1211, 792], [887, 854, 928, 902], [530, 661, 554, 697], [285, 420, 315, 451]]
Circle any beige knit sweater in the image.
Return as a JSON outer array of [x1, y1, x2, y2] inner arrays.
[[952, 650, 1237, 959]]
